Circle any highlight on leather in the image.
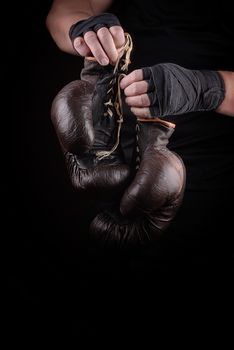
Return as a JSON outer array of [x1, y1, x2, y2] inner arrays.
[[51, 32, 187, 248], [50, 33, 134, 200]]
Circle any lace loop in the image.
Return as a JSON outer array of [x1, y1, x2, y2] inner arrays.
[[96, 33, 133, 160]]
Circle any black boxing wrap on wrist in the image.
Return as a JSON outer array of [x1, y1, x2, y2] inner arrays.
[[69, 13, 121, 41], [142, 63, 225, 121]]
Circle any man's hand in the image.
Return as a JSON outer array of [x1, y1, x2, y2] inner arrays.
[[120, 69, 150, 118], [69, 13, 125, 65], [120, 63, 234, 118]]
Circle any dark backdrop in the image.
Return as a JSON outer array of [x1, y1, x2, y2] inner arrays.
[[6, 1, 233, 341], [7, 1, 103, 338], [7, 2, 156, 338]]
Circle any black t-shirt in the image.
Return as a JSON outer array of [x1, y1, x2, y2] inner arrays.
[[113, 0, 234, 70], [112, 0, 234, 191], [43, 0, 234, 191]]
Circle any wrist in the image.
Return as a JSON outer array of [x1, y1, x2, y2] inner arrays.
[[215, 71, 234, 116], [195, 69, 225, 111], [144, 63, 226, 120]]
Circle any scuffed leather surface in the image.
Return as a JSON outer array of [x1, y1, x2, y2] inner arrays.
[[51, 59, 186, 247], [121, 122, 186, 236], [90, 122, 186, 247], [51, 60, 132, 198]]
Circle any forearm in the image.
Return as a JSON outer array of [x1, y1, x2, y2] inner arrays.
[[216, 71, 234, 117], [46, 0, 113, 54]]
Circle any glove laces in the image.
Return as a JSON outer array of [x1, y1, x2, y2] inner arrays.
[[96, 33, 133, 160]]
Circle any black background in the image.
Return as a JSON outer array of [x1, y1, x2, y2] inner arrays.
[[6, 1, 234, 341], [6, 1, 103, 338]]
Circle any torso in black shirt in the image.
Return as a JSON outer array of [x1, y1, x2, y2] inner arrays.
[[113, 0, 234, 70], [112, 0, 234, 191]]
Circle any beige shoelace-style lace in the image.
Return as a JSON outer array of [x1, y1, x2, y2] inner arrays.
[[96, 33, 133, 160]]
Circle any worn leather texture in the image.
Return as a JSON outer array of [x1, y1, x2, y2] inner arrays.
[[90, 121, 186, 247], [51, 59, 131, 198]]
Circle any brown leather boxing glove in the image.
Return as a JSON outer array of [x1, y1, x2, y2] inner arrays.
[[90, 118, 186, 247], [50, 57, 132, 199]]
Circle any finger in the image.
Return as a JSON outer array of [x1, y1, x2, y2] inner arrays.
[[96, 27, 118, 63], [120, 69, 144, 89], [73, 37, 91, 57], [84, 31, 109, 65], [126, 94, 150, 107], [131, 107, 151, 118], [109, 26, 125, 49], [124, 81, 149, 97]]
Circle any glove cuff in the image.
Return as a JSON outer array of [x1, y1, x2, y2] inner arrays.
[[137, 117, 176, 129], [136, 120, 175, 155], [80, 58, 113, 84]]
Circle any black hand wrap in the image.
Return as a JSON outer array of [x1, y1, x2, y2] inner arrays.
[[142, 63, 225, 120], [69, 13, 121, 41]]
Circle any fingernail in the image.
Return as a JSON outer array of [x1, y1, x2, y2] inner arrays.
[[101, 58, 109, 65]]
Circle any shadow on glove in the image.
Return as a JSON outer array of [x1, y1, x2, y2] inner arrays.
[[51, 33, 186, 250], [51, 54, 133, 200], [89, 119, 186, 249]]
